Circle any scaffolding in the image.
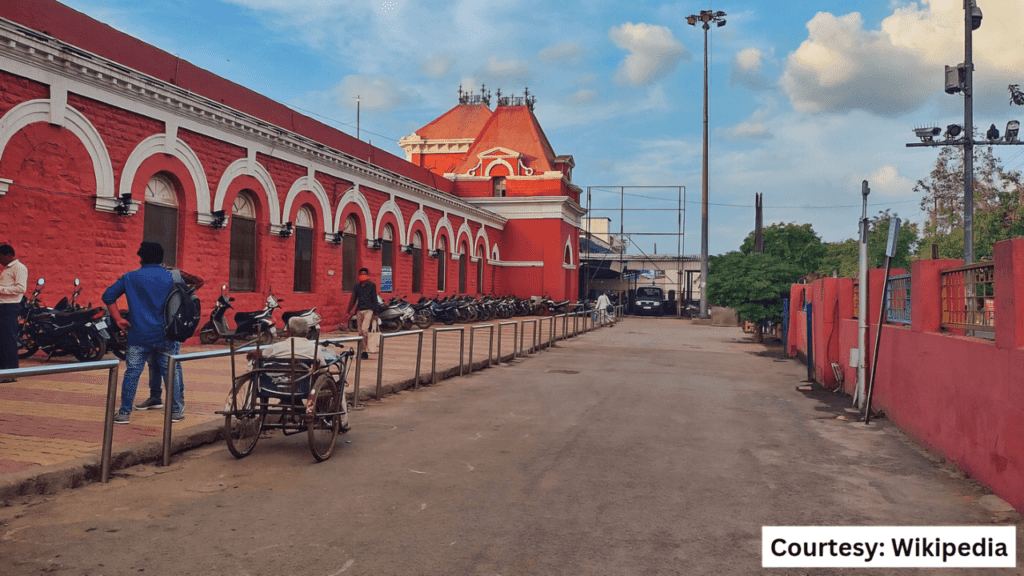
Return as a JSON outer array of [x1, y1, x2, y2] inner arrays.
[[582, 186, 697, 315]]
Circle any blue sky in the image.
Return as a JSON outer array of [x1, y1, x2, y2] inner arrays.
[[58, 0, 1024, 256]]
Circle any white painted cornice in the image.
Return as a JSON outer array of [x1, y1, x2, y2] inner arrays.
[[465, 196, 586, 226]]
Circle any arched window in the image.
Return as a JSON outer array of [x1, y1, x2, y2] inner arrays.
[[476, 246, 485, 294], [293, 206, 314, 293], [381, 224, 394, 293], [437, 236, 447, 292], [412, 231, 423, 294], [342, 216, 358, 291], [142, 173, 178, 267], [230, 192, 257, 292], [458, 243, 468, 294]]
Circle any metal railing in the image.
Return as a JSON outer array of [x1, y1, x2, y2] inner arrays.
[[376, 329, 424, 399], [0, 360, 120, 482], [940, 262, 995, 332], [520, 319, 538, 356], [431, 326, 465, 385], [496, 321, 518, 363], [164, 335, 364, 465], [885, 274, 912, 325], [468, 324, 494, 371]]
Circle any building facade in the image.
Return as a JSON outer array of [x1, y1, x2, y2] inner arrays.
[[0, 1, 582, 336]]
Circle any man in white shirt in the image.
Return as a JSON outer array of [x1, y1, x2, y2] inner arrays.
[[0, 244, 28, 380], [595, 291, 612, 326]]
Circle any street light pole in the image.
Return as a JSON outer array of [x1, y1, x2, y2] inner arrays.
[[687, 9, 726, 319], [963, 1, 975, 264]]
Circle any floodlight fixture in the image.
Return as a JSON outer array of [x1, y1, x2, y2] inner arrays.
[[946, 124, 963, 139], [971, 5, 982, 30], [913, 126, 942, 142], [211, 210, 227, 229], [1006, 120, 1020, 142]]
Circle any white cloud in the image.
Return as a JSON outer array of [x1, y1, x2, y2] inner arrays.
[[540, 42, 583, 62], [730, 47, 772, 90], [335, 75, 419, 111], [857, 165, 914, 197], [566, 89, 596, 105], [609, 22, 690, 86], [781, 1, 1024, 117], [480, 56, 532, 85], [423, 54, 454, 79]]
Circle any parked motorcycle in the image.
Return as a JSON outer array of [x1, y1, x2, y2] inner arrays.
[[18, 278, 109, 362], [199, 286, 277, 345]]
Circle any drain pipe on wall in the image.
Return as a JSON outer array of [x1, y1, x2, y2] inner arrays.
[[854, 181, 869, 408]]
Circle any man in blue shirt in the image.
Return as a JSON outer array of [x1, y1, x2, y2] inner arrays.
[[102, 242, 185, 424]]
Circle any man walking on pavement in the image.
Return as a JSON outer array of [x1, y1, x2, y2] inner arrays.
[[102, 242, 187, 424], [346, 267, 378, 360], [0, 244, 28, 382]]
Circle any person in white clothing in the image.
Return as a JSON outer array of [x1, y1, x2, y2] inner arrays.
[[0, 244, 28, 380], [595, 291, 612, 326]]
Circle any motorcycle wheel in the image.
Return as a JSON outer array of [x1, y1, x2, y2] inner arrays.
[[199, 322, 218, 345], [379, 319, 400, 333], [72, 328, 107, 362], [348, 316, 359, 332], [108, 326, 127, 360], [402, 319, 413, 331], [443, 318, 455, 325], [17, 327, 39, 359], [256, 330, 274, 346], [414, 311, 434, 329]]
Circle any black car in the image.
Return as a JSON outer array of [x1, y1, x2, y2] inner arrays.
[[633, 286, 664, 316]]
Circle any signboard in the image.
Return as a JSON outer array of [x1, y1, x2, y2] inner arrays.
[[381, 265, 393, 292], [885, 217, 902, 258]]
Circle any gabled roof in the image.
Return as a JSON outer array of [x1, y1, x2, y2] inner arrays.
[[453, 105, 557, 174], [415, 104, 493, 140]]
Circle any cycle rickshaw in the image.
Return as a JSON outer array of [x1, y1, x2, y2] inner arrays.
[[216, 338, 355, 461]]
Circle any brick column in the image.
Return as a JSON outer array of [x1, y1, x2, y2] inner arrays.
[[994, 238, 1024, 350], [911, 259, 962, 333]]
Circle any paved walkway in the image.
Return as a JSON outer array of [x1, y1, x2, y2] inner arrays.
[[0, 313, 605, 480]]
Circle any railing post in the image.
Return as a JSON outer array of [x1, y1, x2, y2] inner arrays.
[[376, 335, 386, 400], [100, 363, 119, 483], [414, 331, 423, 389], [162, 356, 177, 467], [431, 329, 439, 386], [459, 328, 465, 375], [488, 325, 494, 366], [496, 323, 503, 363], [468, 327, 475, 372], [353, 338, 363, 409]]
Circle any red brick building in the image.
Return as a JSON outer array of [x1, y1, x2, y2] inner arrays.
[[0, 1, 583, 335]]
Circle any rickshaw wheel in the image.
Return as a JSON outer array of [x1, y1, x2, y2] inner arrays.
[[307, 375, 340, 462], [225, 375, 264, 459]]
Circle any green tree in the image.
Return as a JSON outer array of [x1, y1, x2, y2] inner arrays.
[[866, 211, 918, 270], [740, 222, 825, 276], [817, 239, 859, 278], [707, 251, 804, 341]]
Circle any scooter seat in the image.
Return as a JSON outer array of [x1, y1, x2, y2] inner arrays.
[[282, 309, 314, 323], [234, 310, 262, 324]]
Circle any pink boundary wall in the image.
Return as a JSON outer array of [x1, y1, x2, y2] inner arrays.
[[787, 238, 1024, 512]]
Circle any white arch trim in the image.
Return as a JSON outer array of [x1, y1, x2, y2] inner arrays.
[[455, 221, 473, 251], [406, 209, 434, 251], [334, 185, 374, 241], [119, 133, 211, 223], [0, 99, 116, 210], [212, 157, 281, 227], [434, 216, 455, 251], [374, 199, 407, 246], [490, 244, 500, 262], [563, 236, 575, 265], [473, 226, 490, 257], [484, 159, 514, 177], [282, 175, 332, 239]]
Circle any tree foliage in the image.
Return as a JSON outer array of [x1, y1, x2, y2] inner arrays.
[[739, 222, 825, 276], [708, 251, 804, 324], [817, 239, 859, 278]]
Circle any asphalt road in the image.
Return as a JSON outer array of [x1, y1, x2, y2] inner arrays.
[[1, 319, 1020, 575]]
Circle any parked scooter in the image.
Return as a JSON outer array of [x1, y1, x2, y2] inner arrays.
[[199, 286, 278, 345], [18, 278, 109, 362], [276, 294, 322, 340]]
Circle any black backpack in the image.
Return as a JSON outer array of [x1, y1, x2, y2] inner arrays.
[[164, 270, 202, 342]]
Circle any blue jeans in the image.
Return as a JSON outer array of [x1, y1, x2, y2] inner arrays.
[[119, 340, 183, 415]]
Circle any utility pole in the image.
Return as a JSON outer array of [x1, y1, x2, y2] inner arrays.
[[963, 1, 975, 264], [354, 94, 361, 141], [687, 9, 726, 319]]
